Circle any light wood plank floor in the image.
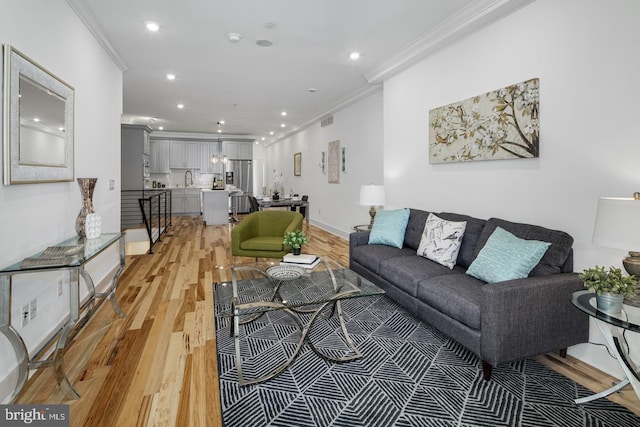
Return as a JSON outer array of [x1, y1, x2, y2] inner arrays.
[[14, 216, 639, 425]]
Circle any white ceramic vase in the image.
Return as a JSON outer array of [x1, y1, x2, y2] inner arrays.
[[85, 213, 102, 239]]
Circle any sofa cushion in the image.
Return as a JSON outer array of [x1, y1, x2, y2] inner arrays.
[[351, 244, 415, 274], [416, 273, 485, 330], [472, 217, 573, 276], [240, 236, 285, 251], [436, 212, 487, 269], [379, 255, 463, 297], [417, 213, 466, 269], [369, 208, 410, 248], [466, 227, 551, 283], [404, 209, 431, 250]]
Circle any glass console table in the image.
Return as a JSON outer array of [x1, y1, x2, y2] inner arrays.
[[571, 290, 640, 404], [0, 233, 126, 402]]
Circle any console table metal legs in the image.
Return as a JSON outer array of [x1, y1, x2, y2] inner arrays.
[[0, 276, 29, 403], [0, 234, 127, 402]]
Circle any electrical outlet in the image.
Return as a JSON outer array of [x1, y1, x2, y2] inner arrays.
[[21, 304, 30, 327], [30, 298, 37, 321], [57, 279, 63, 297]]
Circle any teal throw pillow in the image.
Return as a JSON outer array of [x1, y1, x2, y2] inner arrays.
[[466, 227, 551, 283], [368, 208, 410, 249]]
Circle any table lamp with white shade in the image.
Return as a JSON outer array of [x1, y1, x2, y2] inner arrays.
[[592, 193, 640, 277], [359, 184, 385, 228]]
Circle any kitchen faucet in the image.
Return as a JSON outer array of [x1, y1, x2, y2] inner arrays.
[[185, 170, 193, 187]]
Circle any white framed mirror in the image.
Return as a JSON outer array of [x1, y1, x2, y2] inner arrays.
[[2, 45, 74, 184]]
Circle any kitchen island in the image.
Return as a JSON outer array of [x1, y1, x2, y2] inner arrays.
[[202, 189, 229, 225]]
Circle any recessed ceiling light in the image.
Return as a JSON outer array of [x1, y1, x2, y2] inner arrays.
[[166, 73, 176, 80], [158, 126, 164, 130], [217, 129, 222, 133], [280, 123, 286, 128], [308, 88, 317, 93], [281, 111, 287, 116], [261, 137, 266, 141], [59, 127, 65, 131], [33, 117, 40, 122], [256, 39, 273, 47], [146, 22, 160, 32], [218, 120, 225, 125], [228, 33, 242, 43], [350, 52, 361, 60], [269, 131, 274, 135], [177, 104, 184, 109]]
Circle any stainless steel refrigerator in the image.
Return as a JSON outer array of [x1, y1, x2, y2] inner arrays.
[[225, 160, 252, 213]]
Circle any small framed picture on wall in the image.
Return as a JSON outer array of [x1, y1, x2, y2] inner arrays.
[[294, 152, 301, 176]]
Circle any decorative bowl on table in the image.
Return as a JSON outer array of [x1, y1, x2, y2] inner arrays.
[[266, 265, 304, 280], [291, 196, 301, 201], [262, 197, 271, 202]]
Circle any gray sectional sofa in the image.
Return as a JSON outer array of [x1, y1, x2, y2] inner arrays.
[[349, 208, 589, 380]]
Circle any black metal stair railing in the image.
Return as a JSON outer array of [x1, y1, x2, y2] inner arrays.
[[120, 189, 172, 254], [138, 190, 172, 254]]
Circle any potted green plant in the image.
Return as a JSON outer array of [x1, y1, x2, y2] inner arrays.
[[283, 230, 308, 255], [579, 265, 637, 313]]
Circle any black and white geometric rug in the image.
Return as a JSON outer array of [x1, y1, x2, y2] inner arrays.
[[214, 277, 640, 427]]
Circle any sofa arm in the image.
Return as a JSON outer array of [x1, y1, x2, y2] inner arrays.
[[231, 217, 255, 254], [480, 273, 588, 366], [349, 231, 370, 248], [349, 231, 370, 266]]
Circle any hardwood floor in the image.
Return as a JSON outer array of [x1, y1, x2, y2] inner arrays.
[[14, 216, 639, 426]]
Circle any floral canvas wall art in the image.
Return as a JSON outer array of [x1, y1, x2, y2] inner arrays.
[[429, 78, 539, 163]]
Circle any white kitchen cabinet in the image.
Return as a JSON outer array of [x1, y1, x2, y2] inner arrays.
[[200, 141, 222, 173], [170, 140, 200, 169], [150, 140, 170, 173], [221, 141, 237, 160], [121, 124, 152, 190], [172, 189, 201, 214], [237, 142, 252, 159], [221, 141, 252, 160]]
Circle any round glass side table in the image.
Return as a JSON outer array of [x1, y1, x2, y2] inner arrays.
[[571, 290, 640, 404]]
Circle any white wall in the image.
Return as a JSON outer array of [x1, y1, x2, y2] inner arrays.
[[0, 0, 123, 402], [266, 89, 384, 237], [383, 0, 640, 378]]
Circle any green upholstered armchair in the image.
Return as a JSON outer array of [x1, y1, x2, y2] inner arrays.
[[232, 210, 304, 259]]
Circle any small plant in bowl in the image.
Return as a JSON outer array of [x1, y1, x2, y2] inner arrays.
[[579, 265, 637, 313], [283, 230, 308, 255]]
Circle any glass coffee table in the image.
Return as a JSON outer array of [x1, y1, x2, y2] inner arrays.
[[213, 257, 384, 385]]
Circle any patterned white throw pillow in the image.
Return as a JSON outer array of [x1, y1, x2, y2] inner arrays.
[[417, 213, 467, 269]]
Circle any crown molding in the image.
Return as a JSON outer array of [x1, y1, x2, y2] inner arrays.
[[364, 0, 535, 84], [66, 0, 128, 72], [269, 84, 383, 145]]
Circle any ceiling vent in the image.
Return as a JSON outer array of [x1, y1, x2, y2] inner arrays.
[[320, 115, 333, 128]]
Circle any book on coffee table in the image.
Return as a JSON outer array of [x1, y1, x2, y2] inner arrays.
[[281, 253, 320, 269]]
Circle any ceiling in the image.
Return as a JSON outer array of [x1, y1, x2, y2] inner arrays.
[[67, 0, 530, 143]]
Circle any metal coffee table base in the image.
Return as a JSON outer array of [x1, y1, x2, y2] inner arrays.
[[230, 293, 361, 386]]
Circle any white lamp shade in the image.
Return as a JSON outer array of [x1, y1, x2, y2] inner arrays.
[[593, 197, 640, 250], [359, 184, 385, 206]]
